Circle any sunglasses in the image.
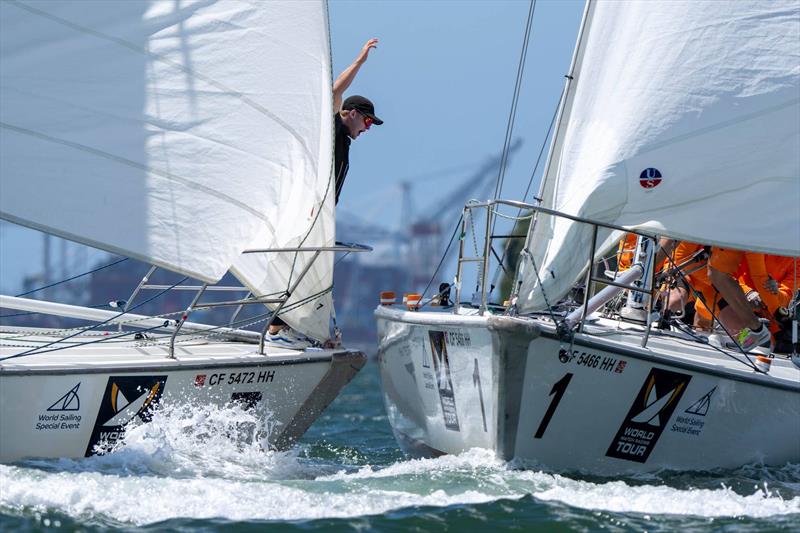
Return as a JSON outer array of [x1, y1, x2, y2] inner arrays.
[[358, 111, 373, 129]]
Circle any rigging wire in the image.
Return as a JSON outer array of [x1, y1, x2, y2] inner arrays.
[[0, 321, 174, 357], [411, 0, 540, 306], [493, 0, 537, 200], [521, 92, 561, 205], [487, 87, 562, 297], [507, 2, 595, 316], [420, 214, 464, 301], [487, 0, 555, 298], [0, 283, 337, 357], [3, 276, 188, 360], [12, 257, 128, 298], [656, 246, 760, 370], [285, 149, 337, 290]]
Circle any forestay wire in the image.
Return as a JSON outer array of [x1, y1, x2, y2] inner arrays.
[[418, 0, 539, 304], [492, 0, 536, 200], [488, 92, 562, 296]]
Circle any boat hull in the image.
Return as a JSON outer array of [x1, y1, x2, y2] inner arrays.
[[0, 348, 365, 462], [376, 306, 800, 474]]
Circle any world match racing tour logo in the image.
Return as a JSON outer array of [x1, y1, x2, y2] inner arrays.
[[606, 368, 691, 463], [85, 375, 167, 456]]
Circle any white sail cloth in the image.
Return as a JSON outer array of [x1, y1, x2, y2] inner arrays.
[[518, 0, 800, 314], [0, 1, 336, 340]]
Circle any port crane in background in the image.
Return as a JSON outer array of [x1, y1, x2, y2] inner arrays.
[[403, 138, 523, 291]]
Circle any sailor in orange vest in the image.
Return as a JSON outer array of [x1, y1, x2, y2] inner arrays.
[[718, 253, 799, 335], [658, 241, 716, 330], [616, 233, 639, 271], [739, 254, 798, 317], [707, 248, 773, 350]]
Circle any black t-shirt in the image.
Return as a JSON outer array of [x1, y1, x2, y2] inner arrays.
[[334, 113, 350, 205]]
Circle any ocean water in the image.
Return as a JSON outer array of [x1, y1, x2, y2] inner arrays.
[[1, 362, 798, 532]]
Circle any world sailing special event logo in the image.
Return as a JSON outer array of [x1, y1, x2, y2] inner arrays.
[[429, 330, 460, 431], [36, 383, 83, 432], [606, 368, 691, 463], [639, 168, 662, 189], [85, 375, 167, 456]]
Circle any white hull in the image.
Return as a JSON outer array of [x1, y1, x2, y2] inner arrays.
[[376, 306, 800, 475], [0, 332, 364, 462]]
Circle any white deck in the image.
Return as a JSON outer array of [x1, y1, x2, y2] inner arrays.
[[577, 316, 799, 387], [0, 327, 323, 373], [375, 305, 800, 388]]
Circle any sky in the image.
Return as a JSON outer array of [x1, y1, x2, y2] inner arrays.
[[0, 0, 584, 294], [329, 0, 583, 228]]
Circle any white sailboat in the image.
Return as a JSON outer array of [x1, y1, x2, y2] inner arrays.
[[376, 0, 800, 474], [0, 0, 367, 462]]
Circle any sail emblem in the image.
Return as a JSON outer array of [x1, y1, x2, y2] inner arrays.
[[630, 375, 686, 426], [684, 386, 716, 416], [606, 368, 691, 463], [85, 375, 167, 456], [103, 382, 161, 427], [639, 168, 662, 189], [47, 383, 81, 411]]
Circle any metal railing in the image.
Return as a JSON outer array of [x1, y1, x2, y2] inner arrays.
[[122, 242, 371, 358], [454, 199, 658, 338]]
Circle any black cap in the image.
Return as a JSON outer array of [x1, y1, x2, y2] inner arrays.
[[342, 95, 383, 125]]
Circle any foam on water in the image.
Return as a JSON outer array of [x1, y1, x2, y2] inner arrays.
[[16, 400, 309, 481], [318, 449, 800, 519], [525, 473, 799, 518], [1, 401, 798, 526]]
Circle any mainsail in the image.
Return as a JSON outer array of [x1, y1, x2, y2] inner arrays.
[[518, 0, 800, 313], [0, 1, 336, 340]]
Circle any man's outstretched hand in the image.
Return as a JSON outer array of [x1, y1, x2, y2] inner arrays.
[[333, 38, 379, 111], [357, 38, 379, 64]]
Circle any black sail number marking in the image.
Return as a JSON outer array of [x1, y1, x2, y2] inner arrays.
[[473, 358, 488, 432], [534, 372, 573, 439]]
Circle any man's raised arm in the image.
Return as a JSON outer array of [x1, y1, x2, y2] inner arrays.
[[333, 38, 378, 111]]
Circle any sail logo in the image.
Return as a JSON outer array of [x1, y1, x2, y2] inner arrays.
[[606, 368, 691, 463], [629, 375, 686, 426], [35, 382, 83, 432], [639, 168, 662, 189], [670, 386, 715, 438], [684, 386, 715, 416], [429, 330, 460, 431], [85, 375, 167, 456], [422, 339, 431, 368], [47, 382, 81, 411]]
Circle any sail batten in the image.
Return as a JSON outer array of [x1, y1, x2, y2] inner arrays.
[[518, 0, 800, 314]]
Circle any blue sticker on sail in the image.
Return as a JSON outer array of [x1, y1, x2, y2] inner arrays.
[[639, 168, 662, 189]]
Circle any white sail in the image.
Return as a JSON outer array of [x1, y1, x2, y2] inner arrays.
[[230, 175, 335, 342], [228, 0, 335, 342], [518, 0, 800, 313], [0, 0, 334, 288]]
